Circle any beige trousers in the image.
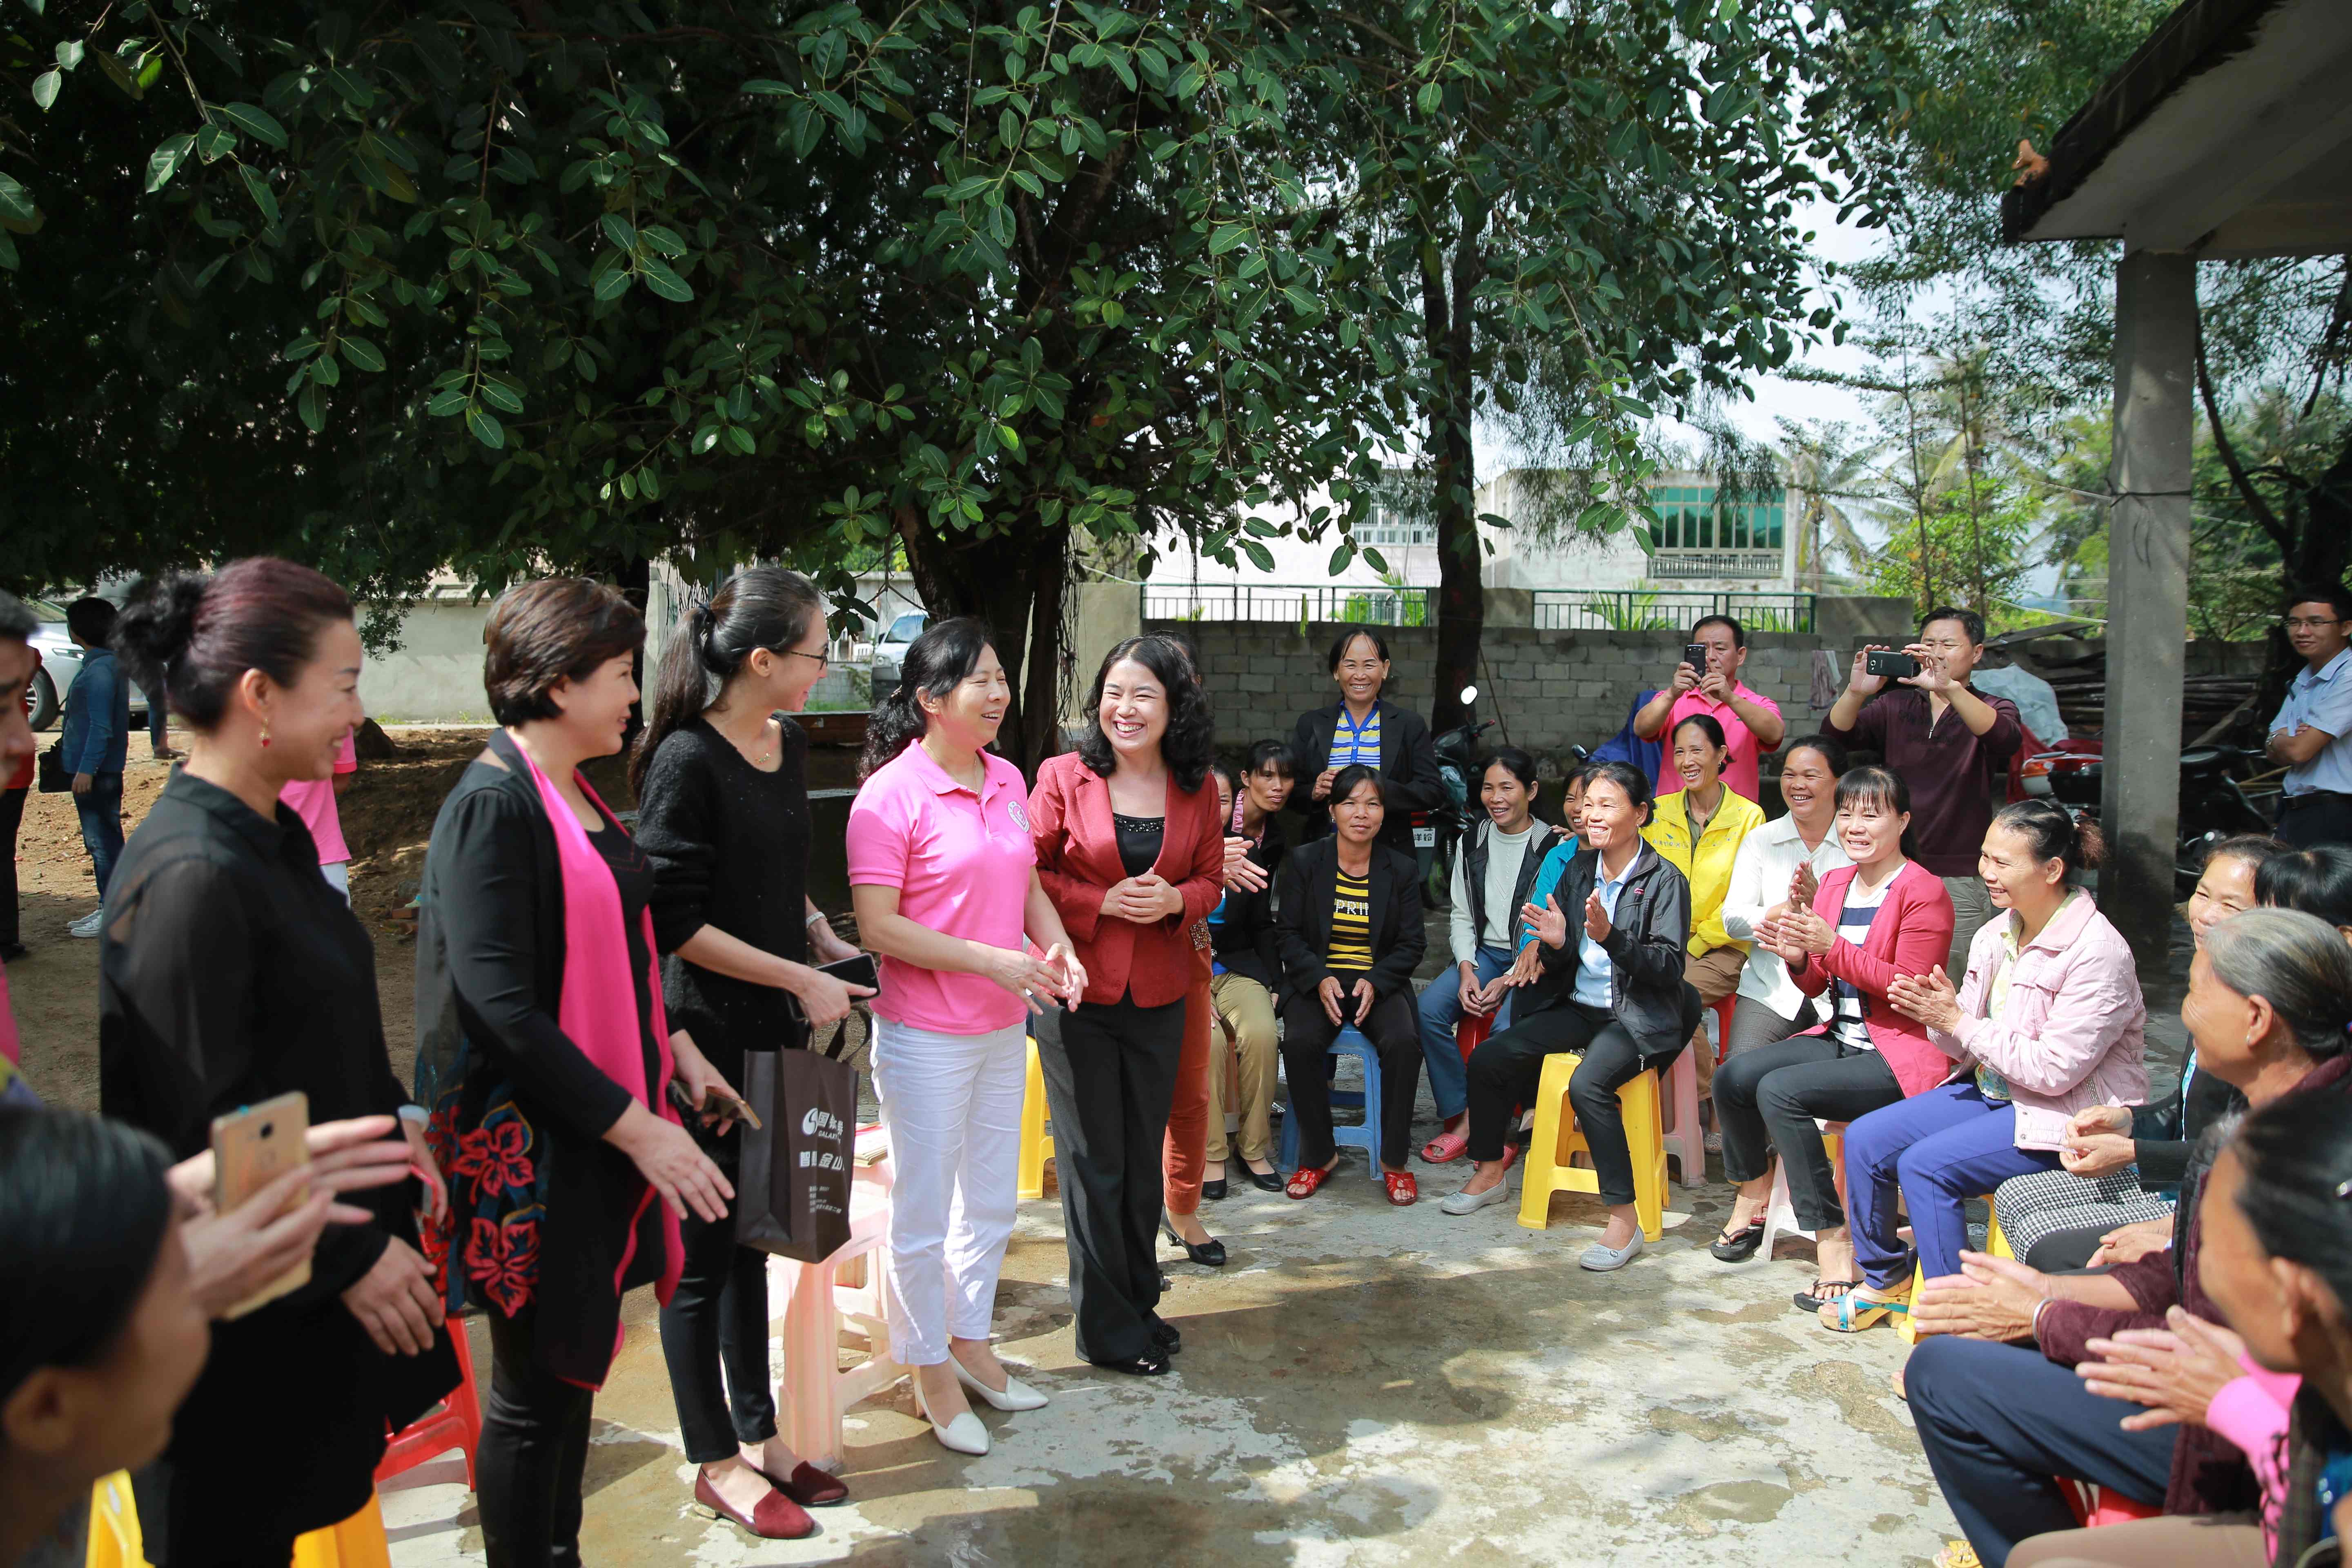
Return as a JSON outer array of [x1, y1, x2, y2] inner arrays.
[[1684, 944, 1748, 1102], [2006, 1513, 2267, 1568], [1205, 972, 1280, 1165]]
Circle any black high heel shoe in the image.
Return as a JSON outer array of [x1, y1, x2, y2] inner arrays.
[[1162, 1214, 1228, 1268], [1086, 1350, 1171, 1377], [1244, 1164, 1285, 1193]]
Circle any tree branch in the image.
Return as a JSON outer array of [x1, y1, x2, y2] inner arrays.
[[2196, 310, 2292, 554]]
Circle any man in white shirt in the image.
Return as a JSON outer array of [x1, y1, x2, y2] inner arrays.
[[2267, 585, 2352, 849]]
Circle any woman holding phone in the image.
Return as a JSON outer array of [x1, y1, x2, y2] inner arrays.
[[633, 567, 869, 1537], [848, 619, 1085, 1454], [414, 579, 739, 1568], [99, 560, 458, 1566]]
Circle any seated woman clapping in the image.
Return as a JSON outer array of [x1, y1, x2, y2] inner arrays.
[[1438, 762, 1695, 1274], [1708, 764, 1953, 1296], [1273, 766, 1428, 1205], [1824, 800, 2148, 1334]]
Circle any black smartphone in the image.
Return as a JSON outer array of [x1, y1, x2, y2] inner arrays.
[[1865, 649, 1921, 679], [819, 953, 879, 993], [1684, 642, 1707, 672], [668, 1078, 762, 1130]]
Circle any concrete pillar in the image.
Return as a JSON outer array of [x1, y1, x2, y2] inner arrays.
[[2101, 249, 2196, 971]]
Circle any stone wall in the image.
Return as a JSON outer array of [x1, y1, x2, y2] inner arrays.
[[1154, 619, 1892, 762]]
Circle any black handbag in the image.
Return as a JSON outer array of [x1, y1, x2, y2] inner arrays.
[[36, 739, 70, 794], [733, 1010, 863, 1264]]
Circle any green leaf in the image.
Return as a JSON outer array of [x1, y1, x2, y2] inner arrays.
[[638, 224, 687, 258], [600, 213, 636, 252], [593, 267, 633, 301], [1241, 538, 1275, 573], [53, 40, 82, 69], [741, 78, 793, 96], [0, 171, 33, 226], [1327, 541, 1355, 575], [639, 259, 694, 302], [325, 67, 376, 108], [340, 337, 385, 372], [214, 102, 288, 149], [238, 164, 280, 226], [32, 71, 62, 111], [297, 380, 323, 432], [466, 406, 506, 449], [94, 49, 141, 100], [1208, 223, 1248, 255], [196, 122, 236, 162], [0, 231, 16, 271], [1416, 80, 1442, 114], [478, 379, 524, 413], [144, 134, 195, 192]]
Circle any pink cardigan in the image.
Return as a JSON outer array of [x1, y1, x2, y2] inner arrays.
[[1791, 861, 1957, 1097], [1931, 889, 2148, 1149]]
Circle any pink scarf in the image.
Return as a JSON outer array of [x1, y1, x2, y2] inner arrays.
[[516, 743, 684, 1331]]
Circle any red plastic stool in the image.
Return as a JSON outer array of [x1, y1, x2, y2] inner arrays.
[[2059, 1476, 2162, 1527], [1710, 996, 1736, 1063], [376, 1324, 482, 1489], [1455, 1010, 1493, 1062]]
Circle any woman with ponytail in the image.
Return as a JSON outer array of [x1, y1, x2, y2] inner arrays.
[[100, 559, 459, 1564], [846, 618, 1085, 1454], [630, 568, 867, 1537]]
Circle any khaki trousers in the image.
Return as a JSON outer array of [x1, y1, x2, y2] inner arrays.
[[1205, 972, 1280, 1165], [1683, 944, 1748, 1102]]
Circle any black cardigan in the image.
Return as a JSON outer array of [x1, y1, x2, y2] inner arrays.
[[99, 769, 454, 1553], [412, 730, 669, 1388], [1274, 837, 1427, 1001], [1287, 697, 1443, 854], [1210, 831, 1284, 994], [1524, 842, 1696, 1058]]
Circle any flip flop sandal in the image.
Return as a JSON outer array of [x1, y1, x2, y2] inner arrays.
[[1420, 1129, 1470, 1164], [1708, 1216, 1767, 1262], [1792, 1278, 1862, 1312], [1933, 1544, 1982, 1568], [1819, 1290, 1909, 1334]]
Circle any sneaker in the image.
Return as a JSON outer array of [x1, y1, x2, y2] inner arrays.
[[68, 909, 104, 938]]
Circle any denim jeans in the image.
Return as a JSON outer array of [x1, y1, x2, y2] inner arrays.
[[1844, 1082, 2060, 1289], [1414, 944, 1516, 1122], [74, 769, 124, 901]]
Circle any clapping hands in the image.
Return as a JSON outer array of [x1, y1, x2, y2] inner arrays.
[[1886, 965, 1962, 1032]]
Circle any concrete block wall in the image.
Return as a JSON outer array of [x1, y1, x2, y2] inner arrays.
[[1153, 620, 1874, 761]]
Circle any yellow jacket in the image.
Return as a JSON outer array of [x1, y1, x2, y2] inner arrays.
[[1644, 788, 1767, 957]]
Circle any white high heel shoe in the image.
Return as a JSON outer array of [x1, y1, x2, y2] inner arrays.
[[951, 1354, 1049, 1412], [911, 1376, 990, 1456]]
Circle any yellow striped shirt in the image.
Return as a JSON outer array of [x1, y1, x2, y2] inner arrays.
[[1329, 871, 1373, 974]]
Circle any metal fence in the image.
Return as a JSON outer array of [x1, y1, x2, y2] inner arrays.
[[1142, 581, 1435, 627], [1532, 590, 1816, 633], [1648, 550, 1785, 581]]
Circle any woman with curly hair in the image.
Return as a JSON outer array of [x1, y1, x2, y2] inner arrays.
[[1030, 635, 1225, 1376]]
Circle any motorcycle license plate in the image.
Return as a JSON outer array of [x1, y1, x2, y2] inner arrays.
[[1413, 826, 1436, 848]]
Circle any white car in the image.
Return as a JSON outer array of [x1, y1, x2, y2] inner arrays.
[[27, 596, 156, 733], [869, 611, 927, 694]]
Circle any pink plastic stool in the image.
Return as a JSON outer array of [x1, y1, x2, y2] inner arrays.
[[773, 1128, 905, 1471]]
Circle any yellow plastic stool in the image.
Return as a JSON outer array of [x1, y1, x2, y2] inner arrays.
[[1017, 1036, 1055, 1200], [1516, 1053, 1666, 1242], [87, 1476, 390, 1568], [1899, 1195, 2009, 1343]]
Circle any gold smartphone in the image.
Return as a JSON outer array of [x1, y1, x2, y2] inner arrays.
[[209, 1090, 312, 1318]]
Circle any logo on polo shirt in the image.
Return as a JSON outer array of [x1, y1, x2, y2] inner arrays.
[[1005, 798, 1029, 832]]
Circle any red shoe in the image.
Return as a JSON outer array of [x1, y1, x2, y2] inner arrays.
[[1383, 1171, 1418, 1206], [755, 1459, 849, 1508], [1420, 1129, 1470, 1164], [695, 1472, 815, 1540], [1285, 1164, 1332, 1200]]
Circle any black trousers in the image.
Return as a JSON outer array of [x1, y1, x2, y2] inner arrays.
[[1907, 1333, 2176, 1565], [481, 1308, 597, 1568], [1278, 988, 1421, 1169], [657, 1129, 777, 1465], [1465, 1000, 1672, 1207], [1034, 989, 1185, 1363], [1, 785, 22, 949], [2279, 791, 2352, 848], [1714, 1035, 1903, 1230]]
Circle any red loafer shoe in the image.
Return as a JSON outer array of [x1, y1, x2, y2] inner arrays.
[[756, 1459, 849, 1508], [1383, 1171, 1418, 1206], [694, 1472, 815, 1540], [1285, 1164, 1332, 1200]]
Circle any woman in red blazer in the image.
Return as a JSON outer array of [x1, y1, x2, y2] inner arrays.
[[1715, 766, 1955, 1314], [1030, 635, 1224, 1377]]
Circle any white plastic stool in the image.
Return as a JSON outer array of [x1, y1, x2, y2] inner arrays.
[[1756, 1120, 1848, 1263], [1657, 1046, 1704, 1190], [774, 1129, 906, 1470]]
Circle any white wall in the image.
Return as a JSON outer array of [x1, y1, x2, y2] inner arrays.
[[360, 597, 496, 724]]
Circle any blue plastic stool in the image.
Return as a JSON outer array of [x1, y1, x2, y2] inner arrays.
[[1278, 1025, 1384, 1183]]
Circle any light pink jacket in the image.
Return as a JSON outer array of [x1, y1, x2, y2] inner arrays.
[[1929, 889, 2148, 1149]]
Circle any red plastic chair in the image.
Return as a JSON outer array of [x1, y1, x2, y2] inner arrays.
[[1456, 1010, 1493, 1062], [375, 1324, 482, 1489], [2058, 1476, 2161, 1528], [1711, 996, 1736, 1063]]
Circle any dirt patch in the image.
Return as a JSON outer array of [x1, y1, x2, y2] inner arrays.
[[6, 726, 641, 1113]]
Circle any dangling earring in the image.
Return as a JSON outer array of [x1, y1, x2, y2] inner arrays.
[[260, 723, 272, 748]]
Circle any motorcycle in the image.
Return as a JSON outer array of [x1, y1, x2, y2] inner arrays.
[[1424, 684, 1494, 910], [2029, 742, 2278, 894]]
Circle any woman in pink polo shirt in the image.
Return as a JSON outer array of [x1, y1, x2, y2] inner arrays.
[[846, 617, 1086, 1457], [280, 728, 359, 899]]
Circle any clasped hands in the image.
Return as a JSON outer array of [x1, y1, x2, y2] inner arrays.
[[1102, 872, 1186, 924]]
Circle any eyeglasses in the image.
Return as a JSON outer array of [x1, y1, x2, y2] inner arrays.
[[778, 648, 830, 673], [2286, 617, 2345, 631]]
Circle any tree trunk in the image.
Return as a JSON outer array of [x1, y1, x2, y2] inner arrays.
[[1428, 214, 1485, 737], [892, 505, 1071, 777]]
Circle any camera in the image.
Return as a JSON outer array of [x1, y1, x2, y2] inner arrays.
[[1865, 650, 1921, 679]]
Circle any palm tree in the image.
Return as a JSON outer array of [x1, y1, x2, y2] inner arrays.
[[1775, 417, 1878, 583]]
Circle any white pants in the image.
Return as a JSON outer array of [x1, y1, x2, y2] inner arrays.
[[869, 1016, 1027, 1365], [320, 860, 350, 901]]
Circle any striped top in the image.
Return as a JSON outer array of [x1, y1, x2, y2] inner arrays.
[[1328, 705, 1381, 769], [1328, 871, 1374, 975], [1828, 877, 1895, 1051]]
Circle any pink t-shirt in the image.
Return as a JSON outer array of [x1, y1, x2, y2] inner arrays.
[[280, 732, 359, 865], [846, 742, 1037, 1034], [1653, 683, 1782, 805]]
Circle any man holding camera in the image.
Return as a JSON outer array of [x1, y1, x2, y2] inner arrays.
[[1632, 615, 1785, 805], [1826, 605, 2022, 976]]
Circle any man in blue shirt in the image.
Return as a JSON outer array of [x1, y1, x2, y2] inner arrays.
[[61, 597, 129, 936], [2267, 584, 2352, 849]]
